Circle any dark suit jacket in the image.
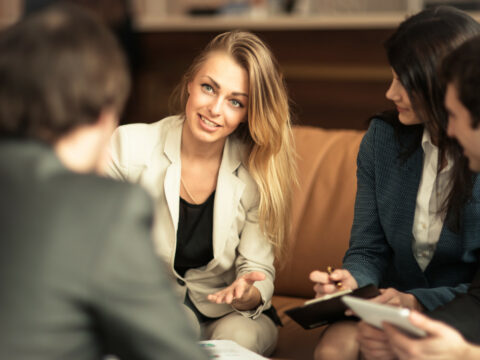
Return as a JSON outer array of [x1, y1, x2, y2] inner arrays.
[[0, 140, 209, 360], [343, 119, 480, 311]]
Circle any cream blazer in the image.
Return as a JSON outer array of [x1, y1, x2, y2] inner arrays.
[[107, 115, 275, 319]]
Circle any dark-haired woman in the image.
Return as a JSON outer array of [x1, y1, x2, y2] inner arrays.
[[309, 7, 480, 360]]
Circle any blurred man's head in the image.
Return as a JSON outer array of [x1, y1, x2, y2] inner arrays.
[[443, 36, 480, 171], [0, 4, 130, 172]]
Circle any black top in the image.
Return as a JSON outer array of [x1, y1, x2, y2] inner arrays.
[[175, 191, 215, 277], [175, 190, 282, 327]]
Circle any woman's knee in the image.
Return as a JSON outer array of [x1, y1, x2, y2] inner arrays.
[[219, 326, 261, 349], [314, 321, 360, 360], [207, 313, 277, 355]]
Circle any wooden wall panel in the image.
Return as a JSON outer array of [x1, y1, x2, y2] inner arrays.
[[123, 28, 395, 130]]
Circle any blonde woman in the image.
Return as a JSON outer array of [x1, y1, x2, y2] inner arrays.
[[107, 30, 295, 356]]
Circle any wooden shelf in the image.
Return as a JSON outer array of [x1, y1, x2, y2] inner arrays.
[[134, 11, 480, 32]]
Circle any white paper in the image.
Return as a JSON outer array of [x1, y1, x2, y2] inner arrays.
[[304, 288, 352, 305], [199, 340, 268, 360]]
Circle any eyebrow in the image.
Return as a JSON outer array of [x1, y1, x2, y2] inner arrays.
[[206, 75, 248, 98]]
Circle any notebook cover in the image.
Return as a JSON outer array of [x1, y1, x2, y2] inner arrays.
[[284, 284, 380, 329]]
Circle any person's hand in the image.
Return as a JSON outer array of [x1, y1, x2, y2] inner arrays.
[[371, 288, 424, 311], [357, 321, 397, 360], [384, 311, 471, 360], [309, 268, 358, 297], [207, 271, 264, 311]]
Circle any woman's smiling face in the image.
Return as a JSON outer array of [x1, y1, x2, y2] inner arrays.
[[184, 51, 249, 147]]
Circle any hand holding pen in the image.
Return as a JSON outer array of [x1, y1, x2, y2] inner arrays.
[[309, 266, 358, 298], [326, 266, 343, 289]]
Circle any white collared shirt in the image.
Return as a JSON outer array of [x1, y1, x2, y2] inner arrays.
[[412, 129, 453, 271]]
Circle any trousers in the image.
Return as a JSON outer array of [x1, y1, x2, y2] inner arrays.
[[183, 303, 278, 356]]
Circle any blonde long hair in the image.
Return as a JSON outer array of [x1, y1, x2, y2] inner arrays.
[[170, 31, 296, 260]]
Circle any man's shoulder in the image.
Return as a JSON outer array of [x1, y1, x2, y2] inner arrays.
[[114, 115, 182, 146], [55, 171, 151, 207], [46, 172, 154, 255]]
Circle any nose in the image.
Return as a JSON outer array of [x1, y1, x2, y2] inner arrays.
[[208, 96, 222, 117], [386, 79, 400, 102]]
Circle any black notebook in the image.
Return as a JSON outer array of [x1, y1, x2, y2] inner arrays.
[[284, 284, 380, 329]]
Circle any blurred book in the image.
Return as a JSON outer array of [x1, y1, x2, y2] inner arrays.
[[285, 284, 380, 329], [199, 340, 268, 360]]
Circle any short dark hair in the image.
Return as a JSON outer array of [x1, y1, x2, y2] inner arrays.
[[0, 3, 130, 143], [442, 35, 480, 129]]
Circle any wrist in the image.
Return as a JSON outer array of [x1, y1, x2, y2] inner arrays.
[[410, 295, 425, 312], [232, 286, 262, 311]]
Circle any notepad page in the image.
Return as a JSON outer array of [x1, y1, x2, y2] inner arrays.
[[304, 288, 353, 305]]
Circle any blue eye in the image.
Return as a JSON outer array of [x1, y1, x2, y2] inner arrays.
[[202, 84, 214, 93], [230, 99, 244, 108]]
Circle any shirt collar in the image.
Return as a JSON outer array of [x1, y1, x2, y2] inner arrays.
[[421, 128, 453, 173], [421, 127, 434, 152]]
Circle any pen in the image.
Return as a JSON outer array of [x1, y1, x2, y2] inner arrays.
[[327, 266, 343, 289]]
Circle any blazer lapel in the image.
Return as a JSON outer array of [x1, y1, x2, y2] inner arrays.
[[163, 121, 182, 234], [212, 137, 246, 260], [401, 146, 423, 234], [393, 146, 425, 276]]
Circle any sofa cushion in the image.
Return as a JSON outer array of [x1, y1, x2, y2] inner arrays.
[[275, 126, 365, 299]]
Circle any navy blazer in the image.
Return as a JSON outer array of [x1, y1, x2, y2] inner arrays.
[[343, 118, 480, 311]]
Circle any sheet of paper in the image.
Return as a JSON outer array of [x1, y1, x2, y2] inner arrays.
[[304, 288, 352, 305], [199, 340, 268, 360]]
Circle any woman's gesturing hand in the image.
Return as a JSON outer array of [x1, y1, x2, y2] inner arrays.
[[207, 271, 265, 311]]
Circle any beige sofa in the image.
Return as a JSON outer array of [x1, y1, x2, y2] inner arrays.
[[271, 126, 366, 360]]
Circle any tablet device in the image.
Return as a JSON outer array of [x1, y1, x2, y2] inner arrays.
[[284, 284, 379, 329], [341, 295, 427, 338]]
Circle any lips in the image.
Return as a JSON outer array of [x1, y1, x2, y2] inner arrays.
[[199, 114, 220, 128]]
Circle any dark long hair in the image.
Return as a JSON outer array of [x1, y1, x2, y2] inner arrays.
[[376, 6, 480, 232]]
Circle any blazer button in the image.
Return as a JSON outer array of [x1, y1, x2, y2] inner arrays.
[[177, 278, 186, 286]]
